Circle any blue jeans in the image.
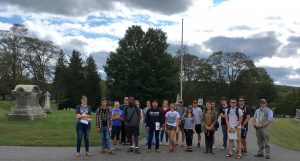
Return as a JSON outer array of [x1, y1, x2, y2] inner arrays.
[[148, 129, 160, 150], [100, 127, 112, 149], [221, 124, 228, 148], [76, 122, 90, 153], [145, 127, 154, 144], [160, 129, 169, 143]]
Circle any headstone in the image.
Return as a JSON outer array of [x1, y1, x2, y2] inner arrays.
[[43, 91, 52, 114], [295, 109, 300, 120], [7, 85, 46, 120]]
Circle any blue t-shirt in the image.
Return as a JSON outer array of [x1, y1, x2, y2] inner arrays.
[[112, 109, 123, 126]]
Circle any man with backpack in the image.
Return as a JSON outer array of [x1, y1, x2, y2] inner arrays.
[[225, 98, 243, 159], [218, 97, 229, 150], [124, 97, 141, 154]]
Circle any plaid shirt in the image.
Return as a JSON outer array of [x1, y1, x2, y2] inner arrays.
[[96, 107, 112, 129]]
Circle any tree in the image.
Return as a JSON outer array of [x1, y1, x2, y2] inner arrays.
[[104, 25, 179, 103], [175, 53, 199, 81], [65, 50, 85, 108], [53, 50, 68, 107], [84, 55, 102, 111], [0, 24, 28, 89], [22, 37, 61, 90]]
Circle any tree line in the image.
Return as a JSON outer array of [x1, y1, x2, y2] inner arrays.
[[1, 24, 298, 115]]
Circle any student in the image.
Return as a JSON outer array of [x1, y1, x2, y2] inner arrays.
[[120, 97, 129, 145], [218, 97, 229, 150], [160, 100, 169, 145], [96, 98, 115, 155], [145, 100, 164, 153], [75, 96, 92, 157], [183, 106, 196, 152], [253, 99, 273, 159], [192, 99, 202, 148], [211, 101, 218, 149], [111, 101, 123, 150], [165, 103, 180, 153], [238, 96, 251, 154], [143, 100, 154, 145], [176, 100, 186, 147], [225, 98, 243, 159], [202, 101, 218, 154], [124, 97, 141, 154]]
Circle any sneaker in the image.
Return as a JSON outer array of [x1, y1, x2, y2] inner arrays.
[[155, 149, 160, 153], [160, 142, 162, 145], [86, 152, 91, 156], [147, 149, 151, 153], [212, 145, 215, 149], [221, 147, 225, 150], [135, 148, 141, 154], [254, 154, 264, 157], [76, 153, 80, 157], [99, 150, 106, 154], [197, 143, 200, 148], [233, 147, 236, 151], [266, 155, 271, 159], [165, 142, 169, 146], [127, 147, 134, 153]]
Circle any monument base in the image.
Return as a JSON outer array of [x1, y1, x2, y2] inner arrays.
[[7, 108, 46, 120], [44, 109, 53, 114], [7, 113, 46, 120]]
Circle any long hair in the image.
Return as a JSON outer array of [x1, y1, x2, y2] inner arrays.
[[184, 106, 194, 118]]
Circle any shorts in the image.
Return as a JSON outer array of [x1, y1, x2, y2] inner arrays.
[[111, 126, 122, 140], [126, 126, 140, 137], [241, 127, 248, 139], [166, 125, 176, 131], [195, 124, 202, 133]]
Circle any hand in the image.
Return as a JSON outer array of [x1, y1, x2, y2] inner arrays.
[[193, 129, 196, 133], [109, 128, 112, 132], [146, 126, 149, 130], [176, 128, 179, 133], [97, 128, 100, 132]]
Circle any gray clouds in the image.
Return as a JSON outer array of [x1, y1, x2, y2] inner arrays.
[[0, 0, 193, 16], [204, 32, 281, 60], [265, 67, 300, 86], [280, 36, 300, 57]]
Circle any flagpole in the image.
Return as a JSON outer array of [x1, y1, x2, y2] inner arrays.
[[180, 19, 184, 100]]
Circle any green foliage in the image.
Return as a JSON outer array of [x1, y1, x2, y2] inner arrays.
[[105, 25, 179, 103], [84, 55, 102, 111], [276, 89, 300, 117]]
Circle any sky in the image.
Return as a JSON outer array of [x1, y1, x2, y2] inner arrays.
[[0, 0, 300, 86]]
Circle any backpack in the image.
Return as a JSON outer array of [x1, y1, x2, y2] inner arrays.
[[227, 107, 240, 120]]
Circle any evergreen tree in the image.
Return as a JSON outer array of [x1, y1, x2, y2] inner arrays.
[[84, 55, 102, 111], [53, 50, 67, 107], [65, 50, 85, 108]]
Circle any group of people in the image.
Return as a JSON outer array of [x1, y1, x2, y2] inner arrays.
[[75, 95, 273, 160]]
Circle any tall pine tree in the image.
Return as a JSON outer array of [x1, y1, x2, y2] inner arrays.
[[84, 55, 102, 111], [65, 50, 85, 108], [53, 50, 67, 107]]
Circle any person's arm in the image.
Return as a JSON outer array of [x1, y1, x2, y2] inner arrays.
[[108, 109, 112, 131], [225, 112, 231, 131], [243, 109, 251, 127], [237, 109, 243, 128], [145, 110, 150, 129], [199, 109, 203, 124], [211, 111, 218, 129], [219, 107, 226, 118], [96, 109, 100, 132], [253, 110, 259, 128]]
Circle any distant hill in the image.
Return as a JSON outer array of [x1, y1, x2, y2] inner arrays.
[[275, 85, 300, 97]]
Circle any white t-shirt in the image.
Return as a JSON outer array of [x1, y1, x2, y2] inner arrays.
[[165, 111, 180, 127], [192, 107, 202, 124], [225, 107, 243, 128]]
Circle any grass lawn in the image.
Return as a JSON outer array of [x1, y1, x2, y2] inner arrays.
[[270, 118, 300, 151], [0, 101, 145, 146]]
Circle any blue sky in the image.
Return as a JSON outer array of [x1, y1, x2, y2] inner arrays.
[[1, 0, 300, 86]]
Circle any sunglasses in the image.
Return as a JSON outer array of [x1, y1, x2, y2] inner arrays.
[[239, 100, 244, 102], [193, 102, 197, 104], [230, 102, 237, 103], [260, 102, 266, 104]]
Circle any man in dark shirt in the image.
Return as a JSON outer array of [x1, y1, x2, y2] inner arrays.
[[124, 97, 141, 154], [218, 97, 229, 150], [238, 96, 251, 154], [120, 97, 129, 145], [145, 100, 163, 153]]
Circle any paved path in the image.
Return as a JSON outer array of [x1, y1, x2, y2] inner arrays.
[[1, 123, 299, 161]]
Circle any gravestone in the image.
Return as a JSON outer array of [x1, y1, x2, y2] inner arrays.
[[7, 85, 46, 120], [295, 109, 300, 120], [43, 91, 52, 114]]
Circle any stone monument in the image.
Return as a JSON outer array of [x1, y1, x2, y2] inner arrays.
[[295, 109, 300, 120], [43, 91, 52, 114], [8, 85, 46, 120]]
